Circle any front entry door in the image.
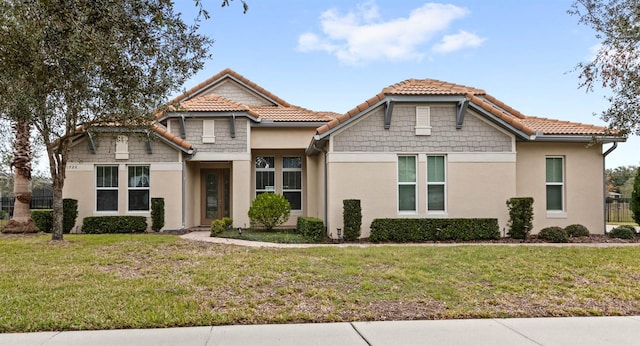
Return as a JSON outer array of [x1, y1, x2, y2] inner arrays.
[[201, 169, 230, 225]]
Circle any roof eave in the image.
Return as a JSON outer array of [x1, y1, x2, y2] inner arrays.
[[467, 103, 531, 140], [160, 111, 261, 123], [529, 134, 627, 143]]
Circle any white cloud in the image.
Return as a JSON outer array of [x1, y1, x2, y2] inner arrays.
[[297, 1, 486, 64], [432, 30, 486, 53]]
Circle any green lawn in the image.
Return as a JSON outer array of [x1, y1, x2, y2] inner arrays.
[[2, 234, 640, 332], [216, 228, 312, 243]]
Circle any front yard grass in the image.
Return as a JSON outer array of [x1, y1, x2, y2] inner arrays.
[[2, 234, 640, 332], [216, 228, 311, 243]]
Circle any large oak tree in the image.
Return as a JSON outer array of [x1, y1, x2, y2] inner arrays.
[[570, 0, 640, 135], [0, 0, 214, 240]]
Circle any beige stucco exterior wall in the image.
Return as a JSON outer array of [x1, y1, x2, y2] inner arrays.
[[64, 134, 184, 232], [326, 158, 398, 238], [62, 163, 183, 231], [325, 154, 517, 238], [516, 142, 605, 234], [232, 159, 252, 228], [447, 160, 516, 232], [251, 127, 318, 149]]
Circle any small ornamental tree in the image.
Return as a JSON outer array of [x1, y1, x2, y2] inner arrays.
[[151, 198, 165, 232], [631, 168, 640, 225], [248, 193, 290, 231], [343, 199, 362, 241], [506, 197, 534, 239]]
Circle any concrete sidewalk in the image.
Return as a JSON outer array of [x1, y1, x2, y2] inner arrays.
[[3, 316, 640, 346]]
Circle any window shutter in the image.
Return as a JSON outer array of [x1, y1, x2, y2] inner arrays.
[[202, 120, 216, 143], [115, 135, 129, 160], [415, 106, 432, 135]]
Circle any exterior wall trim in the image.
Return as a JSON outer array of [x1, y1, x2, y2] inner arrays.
[[327, 152, 398, 163], [448, 152, 517, 163], [189, 152, 251, 161]]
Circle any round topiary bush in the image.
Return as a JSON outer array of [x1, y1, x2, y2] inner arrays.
[[565, 224, 590, 237], [537, 226, 568, 243], [608, 225, 636, 239], [248, 193, 291, 231]]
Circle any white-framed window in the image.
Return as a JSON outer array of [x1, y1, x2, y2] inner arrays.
[[115, 135, 129, 160], [282, 157, 302, 210], [398, 155, 417, 212], [427, 155, 446, 211], [96, 165, 118, 212], [202, 120, 216, 143], [255, 156, 275, 196], [128, 165, 150, 211], [546, 156, 564, 211], [415, 106, 432, 135]]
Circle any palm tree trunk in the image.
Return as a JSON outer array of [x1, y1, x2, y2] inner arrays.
[[2, 120, 38, 233]]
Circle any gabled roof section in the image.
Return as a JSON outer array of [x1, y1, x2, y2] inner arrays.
[[316, 77, 616, 140], [160, 68, 334, 123], [150, 123, 193, 153]]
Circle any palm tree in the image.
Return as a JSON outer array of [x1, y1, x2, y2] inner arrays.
[[2, 120, 38, 233]]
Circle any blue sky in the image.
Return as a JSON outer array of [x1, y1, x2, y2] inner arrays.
[[175, 0, 636, 169]]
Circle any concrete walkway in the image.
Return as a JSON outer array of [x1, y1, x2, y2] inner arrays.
[[4, 316, 640, 345], [180, 230, 640, 248]]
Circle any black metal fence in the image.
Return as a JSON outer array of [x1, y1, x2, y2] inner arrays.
[[606, 198, 634, 223], [0, 196, 53, 218]]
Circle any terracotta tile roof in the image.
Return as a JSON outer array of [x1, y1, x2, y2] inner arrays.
[[159, 68, 331, 123], [251, 106, 335, 122], [520, 116, 609, 135], [317, 77, 611, 138], [165, 68, 291, 110], [150, 123, 193, 152], [382, 78, 485, 95]]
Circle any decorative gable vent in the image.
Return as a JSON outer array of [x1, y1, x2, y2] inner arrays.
[[415, 106, 432, 135], [202, 120, 216, 143], [115, 135, 129, 160]]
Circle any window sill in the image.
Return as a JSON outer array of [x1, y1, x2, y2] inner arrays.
[[426, 211, 448, 218], [546, 211, 567, 219]]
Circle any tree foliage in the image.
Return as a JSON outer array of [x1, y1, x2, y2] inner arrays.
[[569, 0, 640, 135], [606, 165, 638, 194], [0, 0, 213, 239], [630, 168, 640, 224]]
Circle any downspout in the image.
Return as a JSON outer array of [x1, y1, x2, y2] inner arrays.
[[181, 152, 186, 230], [312, 142, 328, 236], [603, 142, 618, 233]]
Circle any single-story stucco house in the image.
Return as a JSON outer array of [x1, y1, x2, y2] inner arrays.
[[63, 68, 624, 237]]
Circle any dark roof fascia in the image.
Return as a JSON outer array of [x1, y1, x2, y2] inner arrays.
[[150, 132, 194, 155], [306, 136, 328, 156], [383, 95, 469, 103], [252, 121, 329, 128], [160, 111, 261, 123], [467, 103, 531, 140], [529, 134, 627, 143]]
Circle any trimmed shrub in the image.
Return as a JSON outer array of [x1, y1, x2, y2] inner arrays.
[[631, 168, 640, 225], [297, 216, 325, 242], [210, 219, 226, 237], [248, 193, 290, 230], [369, 218, 500, 243], [343, 199, 362, 241], [565, 224, 590, 237], [608, 225, 636, 239], [31, 209, 53, 233], [82, 216, 147, 234], [222, 217, 233, 229], [63, 198, 78, 234], [150, 198, 165, 232], [506, 197, 534, 239], [537, 226, 568, 243]]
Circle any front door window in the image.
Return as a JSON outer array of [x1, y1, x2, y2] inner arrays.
[[201, 169, 230, 225]]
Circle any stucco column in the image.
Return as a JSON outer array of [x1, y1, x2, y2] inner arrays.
[[232, 159, 252, 228]]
